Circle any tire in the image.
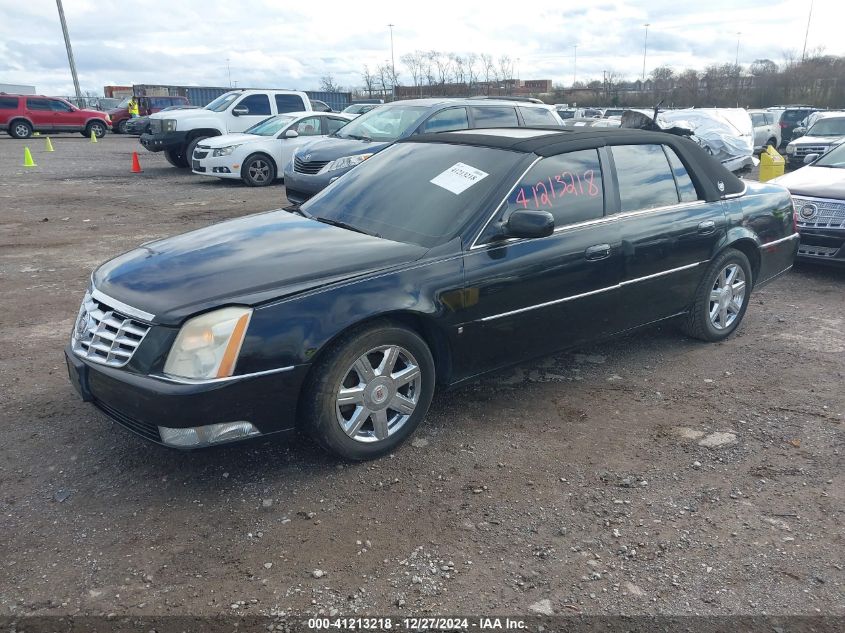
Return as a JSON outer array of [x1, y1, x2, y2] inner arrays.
[[164, 147, 188, 168], [9, 120, 32, 139], [241, 153, 276, 186], [301, 322, 436, 460], [84, 121, 107, 138], [184, 136, 210, 168], [116, 119, 128, 134], [682, 248, 752, 342], [767, 137, 777, 150]]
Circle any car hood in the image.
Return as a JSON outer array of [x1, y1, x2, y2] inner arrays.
[[791, 135, 843, 146], [149, 108, 212, 122], [771, 166, 845, 199], [295, 136, 391, 160], [93, 211, 428, 325], [197, 133, 262, 148], [106, 107, 125, 116]]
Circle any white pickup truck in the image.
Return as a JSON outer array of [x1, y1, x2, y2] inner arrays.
[[140, 89, 315, 168]]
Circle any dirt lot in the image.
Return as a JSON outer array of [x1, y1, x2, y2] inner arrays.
[[0, 135, 843, 623]]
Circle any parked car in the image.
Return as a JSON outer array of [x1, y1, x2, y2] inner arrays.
[[656, 108, 755, 173], [0, 94, 110, 139], [784, 114, 845, 166], [562, 117, 620, 128], [748, 109, 781, 152], [603, 108, 627, 118], [124, 105, 200, 136], [772, 140, 845, 265], [773, 106, 817, 146], [310, 100, 332, 112], [109, 95, 190, 134], [342, 103, 379, 117], [140, 89, 317, 168], [66, 127, 796, 459], [282, 98, 564, 203], [191, 112, 353, 186]]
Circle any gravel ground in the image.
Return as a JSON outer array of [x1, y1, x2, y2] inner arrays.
[[0, 135, 843, 621]]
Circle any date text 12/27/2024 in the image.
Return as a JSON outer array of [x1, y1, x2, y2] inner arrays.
[[306, 616, 527, 629]]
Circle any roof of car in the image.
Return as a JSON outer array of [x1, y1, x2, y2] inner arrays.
[[383, 98, 553, 109], [403, 127, 745, 200]]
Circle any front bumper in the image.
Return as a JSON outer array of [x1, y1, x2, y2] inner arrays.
[[191, 149, 241, 179], [282, 167, 344, 204], [796, 228, 845, 265], [65, 345, 307, 448], [140, 131, 188, 153]]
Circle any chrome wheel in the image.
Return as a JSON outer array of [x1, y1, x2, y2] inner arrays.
[[247, 159, 271, 183], [335, 345, 421, 443], [708, 264, 746, 330], [13, 122, 31, 138]]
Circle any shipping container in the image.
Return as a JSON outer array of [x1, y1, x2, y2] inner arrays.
[[186, 86, 230, 106], [1, 83, 37, 94], [306, 91, 352, 112], [103, 85, 132, 99]]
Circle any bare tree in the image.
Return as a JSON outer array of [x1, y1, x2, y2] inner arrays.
[[498, 55, 514, 93], [432, 51, 453, 86], [401, 51, 423, 95], [320, 74, 341, 93], [423, 51, 437, 88], [465, 52, 479, 94], [451, 53, 466, 92], [481, 53, 496, 94]]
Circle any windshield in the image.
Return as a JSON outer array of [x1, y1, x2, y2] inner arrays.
[[814, 143, 845, 168], [205, 92, 240, 112], [116, 97, 131, 108], [301, 142, 524, 247], [334, 105, 428, 142], [808, 118, 845, 137], [244, 115, 296, 136]]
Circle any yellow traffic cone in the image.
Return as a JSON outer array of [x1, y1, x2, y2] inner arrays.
[[33, 131, 41, 137], [45, 137, 54, 152], [90, 129, 98, 143], [23, 147, 37, 168]]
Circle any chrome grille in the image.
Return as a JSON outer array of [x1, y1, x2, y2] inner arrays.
[[795, 145, 828, 157], [71, 292, 151, 368], [293, 156, 329, 175], [149, 119, 162, 134], [793, 196, 845, 229]]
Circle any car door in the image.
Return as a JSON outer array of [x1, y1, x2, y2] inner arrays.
[[277, 115, 324, 168], [25, 98, 54, 131], [750, 113, 766, 147], [228, 94, 272, 132], [47, 99, 79, 131], [609, 143, 727, 327], [457, 148, 624, 377]]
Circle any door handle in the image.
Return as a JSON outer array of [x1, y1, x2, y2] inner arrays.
[[585, 244, 611, 261], [698, 220, 716, 234]]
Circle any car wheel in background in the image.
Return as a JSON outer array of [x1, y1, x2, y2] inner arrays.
[[184, 136, 210, 169], [241, 154, 276, 186], [301, 322, 436, 460], [683, 248, 752, 342], [164, 148, 188, 168], [83, 121, 107, 138], [116, 119, 128, 134], [9, 120, 33, 139]]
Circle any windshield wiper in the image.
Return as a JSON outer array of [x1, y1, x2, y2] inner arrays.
[[283, 204, 310, 218], [315, 217, 377, 237], [343, 133, 372, 141]]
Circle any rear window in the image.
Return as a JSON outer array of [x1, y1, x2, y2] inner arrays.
[[519, 107, 559, 126], [472, 106, 518, 128], [0, 96, 18, 109], [782, 110, 809, 122], [26, 98, 52, 111], [750, 113, 765, 126], [612, 144, 680, 212], [275, 94, 306, 113]]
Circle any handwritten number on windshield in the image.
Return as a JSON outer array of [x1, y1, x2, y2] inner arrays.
[[514, 170, 600, 209]]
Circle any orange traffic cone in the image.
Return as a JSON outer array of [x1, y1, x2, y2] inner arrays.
[[131, 151, 143, 173], [23, 147, 36, 167]]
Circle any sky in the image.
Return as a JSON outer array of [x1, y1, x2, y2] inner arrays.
[[0, 0, 839, 97]]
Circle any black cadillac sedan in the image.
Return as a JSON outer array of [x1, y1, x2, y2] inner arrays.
[[66, 128, 798, 460]]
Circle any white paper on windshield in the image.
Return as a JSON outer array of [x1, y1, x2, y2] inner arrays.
[[430, 162, 489, 195]]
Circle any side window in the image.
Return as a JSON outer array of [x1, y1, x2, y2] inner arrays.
[[294, 117, 321, 136], [421, 107, 469, 133], [26, 98, 52, 111], [0, 96, 18, 109], [326, 117, 348, 134], [50, 100, 74, 112], [612, 144, 681, 212], [750, 113, 763, 127], [471, 106, 518, 129], [275, 94, 306, 113], [504, 149, 604, 227], [664, 147, 700, 203], [237, 94, 271, 116], [519, 107, 558, 126]]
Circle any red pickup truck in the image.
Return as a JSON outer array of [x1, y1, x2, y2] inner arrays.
[[108, 95, 190, 133], [0, 94, 111, 139]]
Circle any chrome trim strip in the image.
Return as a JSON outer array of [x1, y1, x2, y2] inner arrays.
[[151, 365, 296, 385], [91, 288, 155, 323], [723, 181, 748, 200], [479, 261, 707, 322], [759, 233, 799, 248]]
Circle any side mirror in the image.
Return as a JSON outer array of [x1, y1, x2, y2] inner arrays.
[[502, 209, 555, 239], [803, 153, 819, 165], [284, 129, 299, 138], [792, 127, 806, 138], [232, 106, 249, 116]]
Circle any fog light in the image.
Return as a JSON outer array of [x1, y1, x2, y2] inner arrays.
[[158, 421, 260, 447]]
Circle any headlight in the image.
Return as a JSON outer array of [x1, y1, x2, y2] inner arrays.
[[785, 144, 795, 154], [321, 153, 373, 173], [162, 118, 177, 132], [163, 307, 252, 380], [212, 145, 241, 157]]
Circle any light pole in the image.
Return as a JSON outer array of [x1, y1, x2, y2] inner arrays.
[[642, 23, 650, 82], [802, 0, 814, 61], [55, 0, 81, 100], [387, 23, 396, 101], [226, 58, 232, 87], [735, 31, 741, 67], [573, 45, 577, 87]]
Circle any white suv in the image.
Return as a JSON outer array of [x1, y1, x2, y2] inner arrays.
[[748, 110, 781, 152], [140, 89, 314, 168]]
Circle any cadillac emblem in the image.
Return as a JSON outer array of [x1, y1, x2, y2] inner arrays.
[[800, 203, 817, 220]]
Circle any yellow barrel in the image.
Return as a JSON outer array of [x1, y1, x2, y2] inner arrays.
[[759, 145, 785, 182]]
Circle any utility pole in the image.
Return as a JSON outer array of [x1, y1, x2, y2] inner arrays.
[[735, 31, 741, 67], [573, 45, 577, 87], [642, 23, 650, 82], [387, 23, 396, 101], [802, 0, 814, 61], [55, 0, 81, 100], [226, 58, 232, 87]]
